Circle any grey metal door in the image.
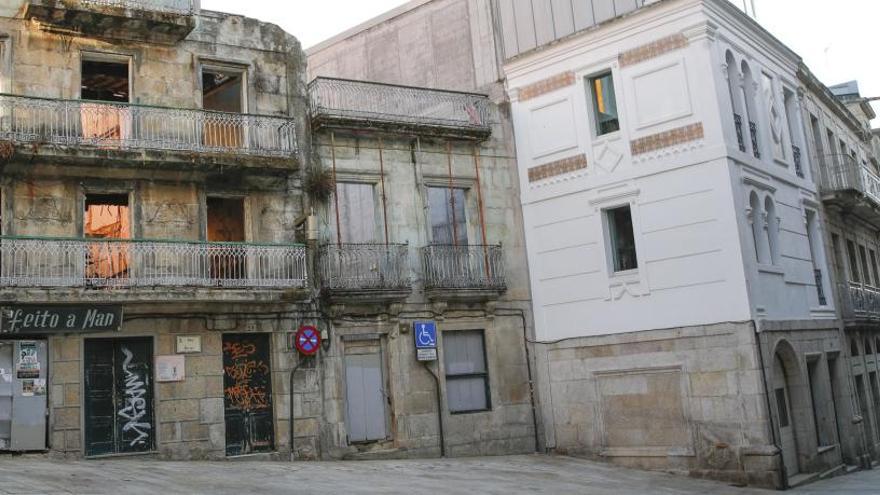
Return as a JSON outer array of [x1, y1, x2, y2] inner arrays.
[[0, 342, 12, 450], [11, 341, 47, 450], [344, 351, 387, 443]]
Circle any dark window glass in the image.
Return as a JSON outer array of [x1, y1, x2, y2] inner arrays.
[[775, 388, 790, 428], [443, 330, 490, 414], [847, 240, 861, 283], [608, 206, 638, 272], [590, 72, 620, 135]]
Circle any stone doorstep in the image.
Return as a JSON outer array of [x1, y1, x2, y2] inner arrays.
[[342, 448, 405, 461], [786, 471, 820, 489]]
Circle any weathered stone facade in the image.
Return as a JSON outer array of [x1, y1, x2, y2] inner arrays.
[[0, 0, 539, 463]]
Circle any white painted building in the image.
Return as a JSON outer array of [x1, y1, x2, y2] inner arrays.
[[502, 0, 852, 487]]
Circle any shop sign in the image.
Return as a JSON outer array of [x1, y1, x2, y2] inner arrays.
[[1, 305, 123, 334]]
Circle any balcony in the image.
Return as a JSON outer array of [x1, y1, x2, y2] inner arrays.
[[0, 94, 298, 170], [421, 244, 505, 301], [0, 236, 308, 302], [21, 0, 196, 44], [318, 243, 411, 303], [818, 153, 880, 222], [308, 77, 492, 140], [841, 283, 880, 322]]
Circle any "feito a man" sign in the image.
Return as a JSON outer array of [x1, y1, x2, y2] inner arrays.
[[1, 305, 123, 334]]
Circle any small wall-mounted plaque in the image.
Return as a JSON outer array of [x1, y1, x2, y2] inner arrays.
[[156, 355, 185, 383], [176, 335, 202, 354]]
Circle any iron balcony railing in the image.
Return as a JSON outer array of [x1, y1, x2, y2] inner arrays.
[[749, 121, 761, 159], [308, 77, 492, 136], [0, 237, 307, 289], [0, 94, 297, 158], [733, 113, 746, 152], [318, 243, 411, 292], [818, 153, 880, 206], [421, 244, 505, 291], [815, 269, 827, 307], [844, 283, 880, 320], [64, 0, 195, 14], [793, 145, 803, 178]]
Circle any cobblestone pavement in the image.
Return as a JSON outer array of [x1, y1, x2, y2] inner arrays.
[[0, 454, 779, 495]]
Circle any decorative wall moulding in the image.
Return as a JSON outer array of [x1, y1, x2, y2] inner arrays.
[[619, 33, 689, 68], [517, 71, 576, 102], [630, 122, 704, 156], [528, 154, 588, 183]]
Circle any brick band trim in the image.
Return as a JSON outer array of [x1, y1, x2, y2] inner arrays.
[[630, 123, 704, 155], [518, 72, 576, 101], [528, 154, 588, 183], [619, 34, 688, 67]]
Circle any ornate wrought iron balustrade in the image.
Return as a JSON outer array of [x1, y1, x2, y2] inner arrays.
[[814, 269, 826, 306], [818, 153, 880, 206], [793, 145, 803, 178], [0, 237, 307, 289], [77, 0, 195, 14], [733, 113, 746, 152], [0, 94, 297, 157], [308, 77, 491, 136], [847, 283, 880, 320], [318, 243, 411, 292], [421, 244, 505, 291], [749, 121, 760, 159]]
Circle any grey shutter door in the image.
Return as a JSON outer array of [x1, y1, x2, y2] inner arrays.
[[443, 331, 488, 412], [344, 353, 387, 442]]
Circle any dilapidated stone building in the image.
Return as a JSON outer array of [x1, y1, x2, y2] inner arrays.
[[0, 0, 308, 459], [0, 0, 539, 462]]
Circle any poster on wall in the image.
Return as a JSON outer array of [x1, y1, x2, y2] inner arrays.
[[17, 341, 40, 379], [155, 355, 185, 383]]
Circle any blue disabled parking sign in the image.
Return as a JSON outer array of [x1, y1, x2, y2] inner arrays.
[[414, 321, 437, 348], [413, 321, 438, 361]]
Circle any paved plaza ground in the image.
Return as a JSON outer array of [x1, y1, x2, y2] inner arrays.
[[0, 454, 876, 494]]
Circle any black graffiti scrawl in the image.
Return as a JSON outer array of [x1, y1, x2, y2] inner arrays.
[[84, 338, 154, 456]]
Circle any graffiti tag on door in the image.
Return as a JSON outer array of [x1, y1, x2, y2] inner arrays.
[[117, 347, 151, 447], [223, 340, 270, 411]]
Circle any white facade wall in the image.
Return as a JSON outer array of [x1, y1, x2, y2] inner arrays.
[[506, 0, 834, 343]]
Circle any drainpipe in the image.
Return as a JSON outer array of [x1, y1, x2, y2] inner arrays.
[[422, 361, 446, 457], [496, 308, 541, 453], [289, 355, 311, 461]]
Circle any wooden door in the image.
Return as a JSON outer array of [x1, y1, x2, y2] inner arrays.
[[222, 333, 274, 456]]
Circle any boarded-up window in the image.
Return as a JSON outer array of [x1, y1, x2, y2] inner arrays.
[[344, 343, 387, 443], [428, 187, 468, 245], [330, 182, 376, 244], [85, 194, 130, 281], [206, 197, 245, 280], [443, 330, 489, 413]]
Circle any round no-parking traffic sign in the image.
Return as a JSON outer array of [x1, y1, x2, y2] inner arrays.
[[294, 325, 321, 356]]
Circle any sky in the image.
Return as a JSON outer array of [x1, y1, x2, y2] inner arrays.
[[201, 0, 880, 124]]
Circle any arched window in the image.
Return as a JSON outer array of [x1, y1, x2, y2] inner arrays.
[[725, 51, 746, 152], [749, 192, 769, 264], [764, 197, 779, 265], [741, 61, 761, 159]]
